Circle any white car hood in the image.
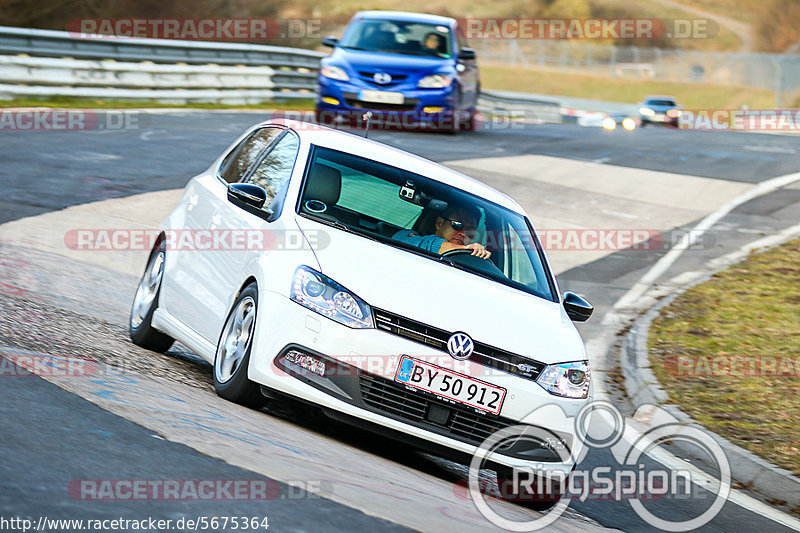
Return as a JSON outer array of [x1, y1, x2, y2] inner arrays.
[[296, 216, 586, 365]]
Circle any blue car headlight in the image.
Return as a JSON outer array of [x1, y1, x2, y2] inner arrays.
[[321, 65, 350, 82], [418, 74, 453, 88], [537, 361, 591, 399], [291, 266, 373, 328]]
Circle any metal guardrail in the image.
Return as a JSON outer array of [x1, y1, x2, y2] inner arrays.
[[0, 26, 326, 68], [0, 25, 565, 119], [478, 90, 562, 124], [0, 25, 323, 103]]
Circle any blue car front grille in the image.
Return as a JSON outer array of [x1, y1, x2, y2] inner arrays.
[[357, 71, 409, 87]]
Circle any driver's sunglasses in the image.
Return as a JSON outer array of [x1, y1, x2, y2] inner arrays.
[[444, 218, 477, 232]]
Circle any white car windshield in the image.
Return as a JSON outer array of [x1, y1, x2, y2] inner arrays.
[[297, 146, 556, 302]]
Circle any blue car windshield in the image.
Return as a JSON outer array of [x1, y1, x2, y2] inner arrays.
[[646, 99, 676, 107], [340, 19, 453, 58]]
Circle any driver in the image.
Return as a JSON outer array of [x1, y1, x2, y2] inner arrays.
[[422, 32, 444, 55], [394, 204, 491, 259]]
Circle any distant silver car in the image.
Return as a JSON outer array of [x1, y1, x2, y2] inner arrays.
[[639, 95, 682, 127]]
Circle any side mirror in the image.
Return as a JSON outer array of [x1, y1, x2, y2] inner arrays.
[[228, 183, 273, 219], [459, 47, 476, 60], [563, 291, 593, 322], [322, 36, 339, 48]]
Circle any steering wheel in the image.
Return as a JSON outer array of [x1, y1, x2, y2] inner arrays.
[[441, 248, 487, 259]]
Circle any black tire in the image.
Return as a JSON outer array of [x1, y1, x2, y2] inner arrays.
[[213, 284, 265, 409], [129, 243, 174, 352], [459, 109, 477, 131]]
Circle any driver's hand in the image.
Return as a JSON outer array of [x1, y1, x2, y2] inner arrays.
[[465, 243, 491, 259]]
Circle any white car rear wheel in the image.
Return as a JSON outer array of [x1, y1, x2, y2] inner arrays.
[[129, 244, 174, 352]]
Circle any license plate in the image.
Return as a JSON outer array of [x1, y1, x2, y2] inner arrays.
[[394, 356, 506, 415], [358, 90, 405, 105]]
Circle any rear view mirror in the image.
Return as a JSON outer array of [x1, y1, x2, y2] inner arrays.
[[459, 48, 476, 60], [322, 36, 339, 48], [563, 291, 593, 322]]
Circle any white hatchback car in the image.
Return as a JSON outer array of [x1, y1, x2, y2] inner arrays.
[[130, 119, 594, 495]]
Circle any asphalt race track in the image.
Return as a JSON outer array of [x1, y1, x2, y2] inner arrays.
[[1, 112, 800, 532]]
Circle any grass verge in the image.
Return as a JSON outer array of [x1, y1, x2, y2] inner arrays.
[[0, 96, 316, 111], [481, 65, 777, 109], [649, 237, 800, 476], [669, 0, 763, 23], [1, 71, 782, 116]]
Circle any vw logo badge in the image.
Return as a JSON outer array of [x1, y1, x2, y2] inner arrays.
[[373, 72, 392, 84], [447, 332, 474, 360]]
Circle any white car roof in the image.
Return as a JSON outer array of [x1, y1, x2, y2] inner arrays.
[[269, 119, 525, 214]]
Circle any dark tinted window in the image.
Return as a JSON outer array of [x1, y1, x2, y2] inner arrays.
[[646, 99, 677, 106]]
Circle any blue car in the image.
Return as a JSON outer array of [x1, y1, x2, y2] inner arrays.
[[316, 11, 480, 131]]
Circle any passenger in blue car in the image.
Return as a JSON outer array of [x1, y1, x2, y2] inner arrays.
[[394, 204, 491, 258]]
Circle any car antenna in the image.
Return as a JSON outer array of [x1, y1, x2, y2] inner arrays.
[[362, 111, 373, 138]]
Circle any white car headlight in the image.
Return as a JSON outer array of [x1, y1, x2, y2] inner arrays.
[[321, 65, 350, 81], [291, 266, 373, 328], [639, 107, 655, 117], [418, 74, 453, 88], [537, 361, 591, 399]]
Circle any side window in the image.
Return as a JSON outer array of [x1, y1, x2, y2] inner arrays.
[[503, 222, 538, 287], [244, 132, 300, 212], [220, 127, 283, 184]]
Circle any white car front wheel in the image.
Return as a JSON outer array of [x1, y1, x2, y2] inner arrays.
[[213, 283, 265, 408]]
